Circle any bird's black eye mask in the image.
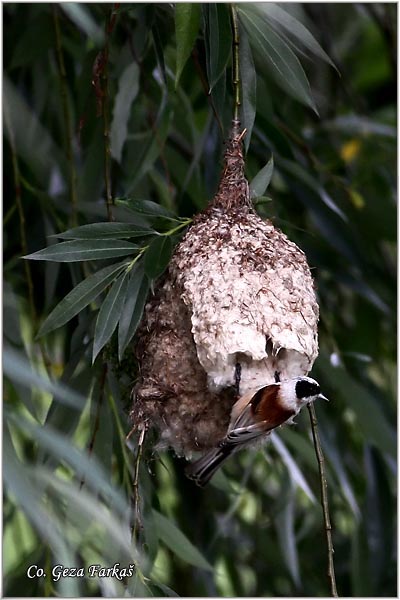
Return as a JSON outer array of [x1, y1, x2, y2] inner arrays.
[[296, 379, 320, 399]]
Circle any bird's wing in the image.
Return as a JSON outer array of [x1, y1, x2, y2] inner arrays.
[[224, 421, 271, 446], [223, 384, 295, 447]]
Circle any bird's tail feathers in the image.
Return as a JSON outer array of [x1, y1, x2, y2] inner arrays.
[[185, 446, 231, 487]]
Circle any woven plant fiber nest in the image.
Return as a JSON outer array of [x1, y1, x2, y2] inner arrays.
[[131, 124, 319, 457]]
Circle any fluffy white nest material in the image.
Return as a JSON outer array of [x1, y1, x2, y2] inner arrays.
[[173, 209, 319, 394]]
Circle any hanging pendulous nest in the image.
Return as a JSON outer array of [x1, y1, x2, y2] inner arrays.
[[131, 122, 319, 458]]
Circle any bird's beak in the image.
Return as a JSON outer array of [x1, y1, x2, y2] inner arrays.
[[317, 393, 329, 402]]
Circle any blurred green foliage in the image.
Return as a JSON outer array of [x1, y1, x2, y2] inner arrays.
[[4, 3, 396, 597]]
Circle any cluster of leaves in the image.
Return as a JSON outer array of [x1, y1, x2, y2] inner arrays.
[[4, 2, 396, 598], [24, 198, 191, 362]]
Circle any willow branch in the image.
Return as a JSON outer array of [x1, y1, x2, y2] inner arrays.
[[53, 6, 78, 226], [191, 47, 224, 135], [80, 365, 107, 490], [230, 4, 241, 126], [131, 427, 146, 542], [308, 402, 338, 597], [4, 102, 36, 323], [102, 22, 113, 222]]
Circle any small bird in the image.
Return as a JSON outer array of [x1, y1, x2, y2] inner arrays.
[[186, 376, 328, 487]]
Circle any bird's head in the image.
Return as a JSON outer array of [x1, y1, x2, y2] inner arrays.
[[294, 376, 328, 405]]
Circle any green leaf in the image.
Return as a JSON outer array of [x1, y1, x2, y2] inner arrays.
[[110, 62, 140, 163], [253, 196, 272, 206], [203, 4, 232, 90], [6, 412, 130, 519], [270, 433, 315, 503], [92, 272, 129, 362], [54, 222, 154, 240], [255, 3, 338, 72], [314, 353, 396, 458], [4, 426, 80, 597], [24, 239, 139, 262], [115, 197, 176, 220], [118, 264, 150, 360], [153, 510, 213, 571], [144, 236, 173, 279], [175, 4, 201, 86], [152, 23, 167, 86], [250, 156, 274, 198], [278, 157, 348, 222], [37, 261, 127, 337], [4, 346, 86, 409], [61, 4, 104, 45], [275, 478, 300, 587], [239, 23, 257, 152], [237, 5, 318, 113]]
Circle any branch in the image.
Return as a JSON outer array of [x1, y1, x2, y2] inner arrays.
[[308, 402, 338, 597], [230, 4, 241, 125], [4, 102, 37, 324], [131, 426, 146, 542], [53, 6, 78, 226]]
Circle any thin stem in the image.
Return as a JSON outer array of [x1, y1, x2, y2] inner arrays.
[[100, 5, 120, 222], [191, 47, 224, 134], [4, 101, 37, 324], [102, 27, 113, 221], [53, 6, 78, 226], [230, 4, 241, 125], [108, 392, 132, 490], [163, 217, 192, 237], [80, 365, 107, 490], [131, 427, 146, 541], [308, 402, 338, 597]]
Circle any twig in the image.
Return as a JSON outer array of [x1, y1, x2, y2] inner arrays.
[[4, 103, 37, 323], [53, 6, 78, 226], [230, 4, 241, 125], [92, 6, 120, 221], [308, 402, 338, 597], [191, 47, 224, 134], [80, 365, 107, 490], [102, 17, 113, 222], [131, 426, 146, 541]]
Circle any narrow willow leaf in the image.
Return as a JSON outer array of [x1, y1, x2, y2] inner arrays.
[[253, 196, 272, 206], [24, 239, 139, 262], [250, 156, 274, 198], [4, 427, 80, 597], [118, 264, 149, 360], [237, 6, 318, 113], [239, 23, 257, 152], [144, 235, 173, 279], [279, 157, 348, 222], [7, 412, 129, 518], [175, 3, 201, 86], [153, 510, 213, 571], [110, 62, 140, 163], [275, 478, 300, 587], [54, 222, 155, 240], [115, 197, 176, 219], [4, 76, 66, 185], [37, 261, 127, 337], [92, 272, 129, 362], [270, 433, 315, 502], [204, 4, 232, 91], [254, 3, 338, 71], [4, 346, 86, 409], [61, 4, 104, 45], [152, 24, 167, 86]]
